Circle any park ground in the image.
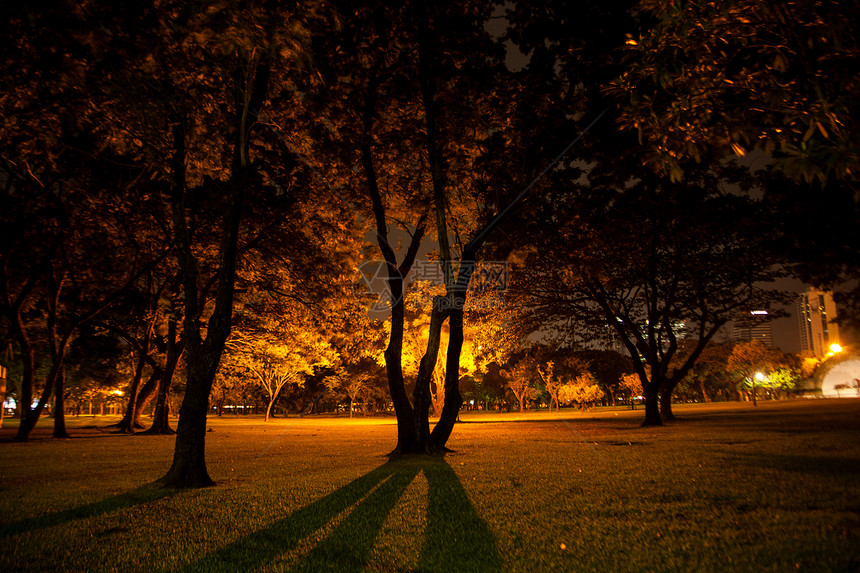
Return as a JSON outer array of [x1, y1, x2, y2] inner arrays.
[[1, 400, 859, 572]]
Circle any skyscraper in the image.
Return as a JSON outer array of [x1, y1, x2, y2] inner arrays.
[[733, 310, 774, 347], [796, 289, 841, 357]]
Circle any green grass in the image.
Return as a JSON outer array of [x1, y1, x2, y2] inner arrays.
[[1, 400, 859, 572]]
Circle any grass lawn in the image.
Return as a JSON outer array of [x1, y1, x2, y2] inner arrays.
[[1, 400, 859, 572]]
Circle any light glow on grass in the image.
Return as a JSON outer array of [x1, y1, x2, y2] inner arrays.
[[1, 401, 859, 572]]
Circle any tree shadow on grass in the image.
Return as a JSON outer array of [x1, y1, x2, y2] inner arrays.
[[418, 458, 501, 572], [176, 457, 500, 573], [0, 483, 174, 539]]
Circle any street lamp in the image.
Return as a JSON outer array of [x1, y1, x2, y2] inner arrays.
[[827, 343, 843, 357], [753, 372, 766, 407]]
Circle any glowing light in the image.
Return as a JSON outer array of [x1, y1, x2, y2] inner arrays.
[[755, 372, 766, 381], [751, 310, 769, 316], [826, 343, 844, 357]]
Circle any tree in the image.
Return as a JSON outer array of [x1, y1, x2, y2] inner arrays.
[[322, 295, 389, 417], [727, 339, 783, 406], [538, 361, 562, 412], [105, 1, 325, 488], [1, 0, 317, 471], [225, 319, 334, 421], [400, 284, 484, 418], [325, 360, 382, 418], [499, 0, 786, 425], [466, 304, 526, 412], [342, 373, 371, 418], [559, 373, 604, 412], [505, 360, 537, 413], [512, 172, 790, 426], [468, 361, 509, 411], [570, 350, 630, 407], [1, 0, 196, 443], [298, 0, 435, 451], [96, 276, 168, 434], [221, 240, 354, 422], [613, 0, 860, 186], [681, 341, 735, 402], [0, 141, 166, 441], [764, 368, 800, 400], [160, 49, 269, 486], [611, 0, 860, 330], [308, 0, 548, 454], [619, 373, 643, 409]]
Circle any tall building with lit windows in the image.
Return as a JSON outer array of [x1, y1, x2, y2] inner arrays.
[[733, 310, 774, 347], [796, 289, 841, 357]]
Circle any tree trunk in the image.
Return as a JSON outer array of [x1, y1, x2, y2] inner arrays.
[[412, 299, 447, 453], [0, 365, 7, 429], [143, 321, 181, 436], [133, 369, 160, 427], [114, 313, 159, 433], [147, 372, 175, 434], [642, 382, 663, 426], [385, 289, 418, 455], [699, 380, 711, 402], [156, 351, 218, 488], [17, 358, 59, 440], [430, 306, 464, 452], [265, 395, 275, 422], [115, 349, 149, 433], [430, 371, 445, 417], [14, 331, 38, 441], [52, 367, 69, 438], [659, 387, 675, 421]]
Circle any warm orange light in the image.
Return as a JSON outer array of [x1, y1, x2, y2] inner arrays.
[[826, 344, 844, 357]]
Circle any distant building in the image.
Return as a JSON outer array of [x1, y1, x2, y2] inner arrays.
[[734, 310, 774, 347], [796, 289, 841, 357]]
